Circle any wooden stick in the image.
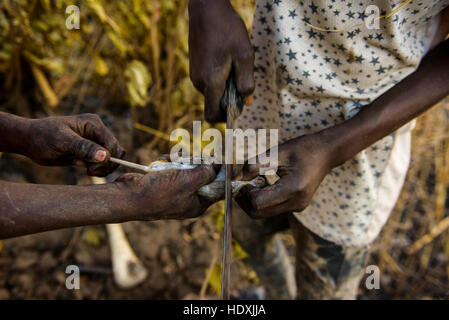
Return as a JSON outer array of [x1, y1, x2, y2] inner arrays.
[[109, 157, 151, 173]]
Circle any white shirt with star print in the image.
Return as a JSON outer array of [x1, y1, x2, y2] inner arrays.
[[236, 0, 449, 246]]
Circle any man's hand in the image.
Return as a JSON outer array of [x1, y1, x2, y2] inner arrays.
[[236, 134, 332, 219], [188, 0, 254, 122], [23, 114, 124, 176], [117, 164, 217, 220]]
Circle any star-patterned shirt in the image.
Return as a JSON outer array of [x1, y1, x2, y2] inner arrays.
[[236, 0, 449, 246]]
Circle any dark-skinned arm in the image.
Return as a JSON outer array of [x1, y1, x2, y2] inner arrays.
[[0, 166, 216, 239], [327, 38, 449, 168], [0, 181, 128, 238], [237, 39, 449, 218], [0, 112, 30, 155]]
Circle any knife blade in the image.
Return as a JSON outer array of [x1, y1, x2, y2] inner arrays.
[[220, 73, 243, 300]]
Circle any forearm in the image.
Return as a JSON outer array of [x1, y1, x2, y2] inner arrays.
[[322, 39, 449, 168], [0, 181, 131, 239], [188, 0, 233, 24], [189, 0, 234, 24], [0, 112, 32, 154], [189, 0, 229, 6]]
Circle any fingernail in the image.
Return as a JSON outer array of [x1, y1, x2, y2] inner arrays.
[[95, 150, 107, 162], [244, 95, 254, 106]]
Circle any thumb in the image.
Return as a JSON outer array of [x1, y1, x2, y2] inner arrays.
[[69, 135, 110, 163], [187, 164, 217, 189]]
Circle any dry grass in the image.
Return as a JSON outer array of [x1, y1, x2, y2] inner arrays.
[[365, 98, 449, 299], [0, 0, 255, 149]]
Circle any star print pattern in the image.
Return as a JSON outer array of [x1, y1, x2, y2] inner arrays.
[[236, 0, 449, 246]]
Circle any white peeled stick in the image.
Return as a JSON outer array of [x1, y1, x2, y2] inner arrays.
[[91, 176, 148, 289]]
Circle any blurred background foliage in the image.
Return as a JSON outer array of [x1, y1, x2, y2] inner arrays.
[[0, 0, 448, 299], [0, 0, 255, 150]]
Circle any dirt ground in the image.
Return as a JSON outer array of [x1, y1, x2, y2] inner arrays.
[[0, 217, 218, 299]]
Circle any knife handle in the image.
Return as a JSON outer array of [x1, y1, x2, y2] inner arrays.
[[220, 72, 244, 120]]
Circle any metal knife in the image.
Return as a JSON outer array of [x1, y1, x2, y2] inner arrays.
[[219, 73, 244, 300]]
